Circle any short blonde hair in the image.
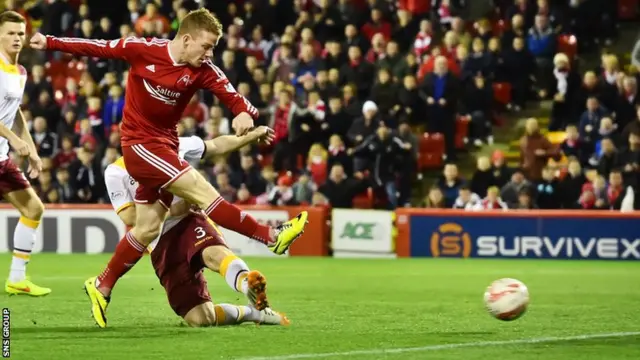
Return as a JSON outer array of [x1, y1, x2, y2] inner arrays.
[[307, 143, 327, 165], [553, 53, 569, 67], [177, 8, 222, 37]]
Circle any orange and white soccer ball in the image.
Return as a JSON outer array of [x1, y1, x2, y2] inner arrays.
[[484, 278, 529, 321]]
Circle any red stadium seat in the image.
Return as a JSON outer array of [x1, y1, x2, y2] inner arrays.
[[51, 75, 67, 93], [352, 188, 373, 209], [492, 19, 509, 37], [557, 35, 578, 60], [66, 60, 86, 82], [618, 0, 639, 20], [244, 48, 266, 63], [418, 152, 444, 170], [419, 132, 445, 153], [492, 82, 512, 105], [455, 117, 470, 150], [418, 133, 445, 170], [45, 60, 68, 79]]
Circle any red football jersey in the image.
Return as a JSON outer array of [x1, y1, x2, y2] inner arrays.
[[46, 36, 259, 148]]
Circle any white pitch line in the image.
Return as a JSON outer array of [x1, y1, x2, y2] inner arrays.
[[238, 332, 640, 360]]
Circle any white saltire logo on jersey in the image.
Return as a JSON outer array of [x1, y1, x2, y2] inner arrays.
[[142, 79, 181, 106]]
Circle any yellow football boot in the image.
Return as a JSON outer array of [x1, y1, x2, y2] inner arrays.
[[83, 276, 110, 328], [268, 211, 308, 255], [5, 278, 51, 296]]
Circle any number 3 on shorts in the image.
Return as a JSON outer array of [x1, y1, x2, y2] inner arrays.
[[194, 226, 206, 239]]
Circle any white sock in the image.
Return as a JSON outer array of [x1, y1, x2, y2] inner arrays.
[[9, 217, 39, 283], [214, 304, 261, 325], [220, 255, 250, 294]]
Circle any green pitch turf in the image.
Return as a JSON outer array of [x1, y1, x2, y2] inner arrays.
[[1, 254, 639, 360]]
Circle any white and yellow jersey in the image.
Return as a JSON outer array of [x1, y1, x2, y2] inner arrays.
[[104, 136, 206, 250], [0, 54, 27, 161]]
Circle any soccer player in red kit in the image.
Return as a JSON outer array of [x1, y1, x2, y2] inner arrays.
[[29, 9, 308, 328]]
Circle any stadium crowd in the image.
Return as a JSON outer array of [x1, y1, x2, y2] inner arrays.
[[2, 0, 639, 211]]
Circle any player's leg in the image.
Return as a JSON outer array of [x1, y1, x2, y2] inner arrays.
[[184, 216, 271, 310], [84, 200, 167, 328], [166, 168, 308, 254], [202, 244, 270, 310], [83, 144, 177, 327], [183, 302, 260, 327], [2, 174, 50, 296], [158, 215, 289, 327], [96, 201, 167, 293], [183, 301, 288, 327]]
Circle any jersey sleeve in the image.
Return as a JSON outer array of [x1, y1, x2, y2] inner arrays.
[[178, 136, 206, 162], [104, 165, 135, 214], [200, 61, 259, 119], [46, 36, 142, 61]]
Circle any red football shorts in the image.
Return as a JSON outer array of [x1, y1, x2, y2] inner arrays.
[[150, 214, 228, 317], [121, 143, 191, 207], [0, 159, 30, 195]]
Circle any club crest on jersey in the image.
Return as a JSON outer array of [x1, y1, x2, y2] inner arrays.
[[178, 74, 193, 86]]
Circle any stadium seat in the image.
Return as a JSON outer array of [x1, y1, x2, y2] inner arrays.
[[618, 0, 639, 20], [419, 132, 445, 152], [492, 19, 508, 36], [66, 60, 86, 82], [557, 35, 578, 60], [244, 48, 266, 63], [492, 82, 512, 105], [418, 152, 444, 170], [455, 116, 470, 150], [352, 188, 373, 208], [418, 133, 444, 170], [51, 75, 67, 93], [297, 154, 304, 169], [45, 60, 68, 79]]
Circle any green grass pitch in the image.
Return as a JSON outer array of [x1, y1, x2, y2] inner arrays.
[[1, 254, 639, 359]]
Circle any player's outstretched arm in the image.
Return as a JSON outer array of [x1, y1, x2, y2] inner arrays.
[[30, 33, 135, 61], [200, 61, 259, 135], [203, 126, 275, 157]]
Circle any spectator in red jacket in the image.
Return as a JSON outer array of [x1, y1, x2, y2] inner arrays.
[[182, 93, 209, 125], [361, 7, 392, 42], [53, 135, 77, 169]]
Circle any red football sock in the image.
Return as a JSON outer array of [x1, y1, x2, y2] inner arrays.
[[204, 197, 272, 244], [97, 232, 145, 294]]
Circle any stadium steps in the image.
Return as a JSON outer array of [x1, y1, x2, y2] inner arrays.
[[411, 23, 640, 204]]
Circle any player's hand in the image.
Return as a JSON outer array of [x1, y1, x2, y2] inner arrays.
[[29, 32, 47, 50], [232, 112, 254, 136], [27, 153, 42, 179], [252, 126, 275, 145], [9, 137, 29, 157]]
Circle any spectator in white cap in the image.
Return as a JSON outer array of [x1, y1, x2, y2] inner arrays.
[[346, 100, 380, 171], [346, 100, 379, 146]]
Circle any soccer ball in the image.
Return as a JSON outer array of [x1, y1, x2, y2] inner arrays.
[[483, 278, 529, 321]]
